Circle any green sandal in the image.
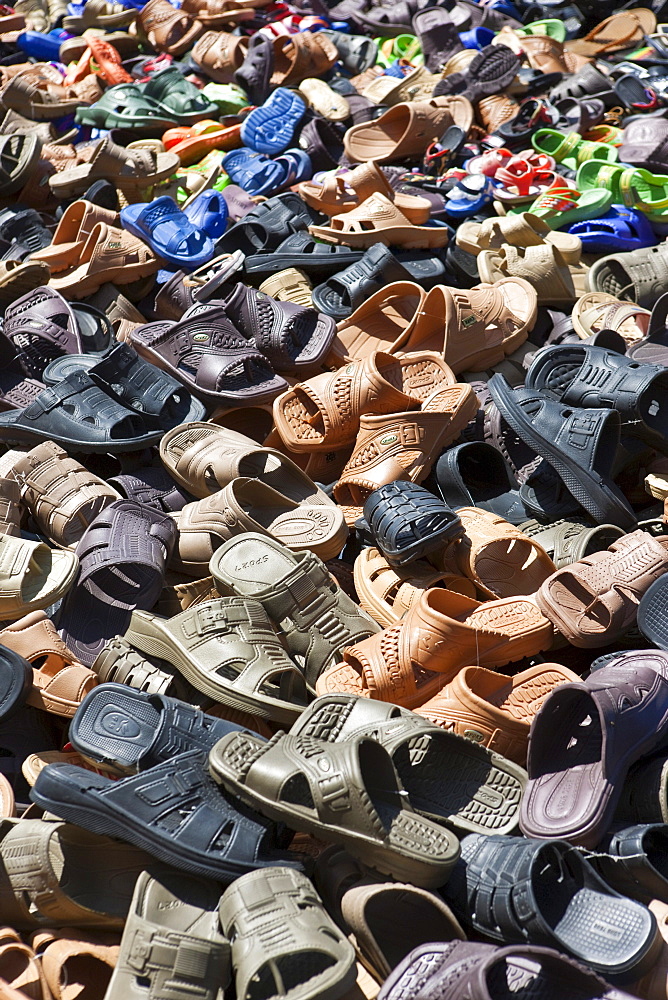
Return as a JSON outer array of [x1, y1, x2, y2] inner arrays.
[[517, 18, 566, 40], [75, 83, 176, 130], [506, 182, 613, 229], [142, 66, 219, 125], [375, 33, 423, 67], [532, 129, 618, 171], [576, 160, 642, 205]]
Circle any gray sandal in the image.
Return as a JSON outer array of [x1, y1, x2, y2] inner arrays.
[[290, 693, 526, 836], [519, 518, 625, 569], [209, 533, 380, 689], [219, 868, 356, 1000], [104, 870, 231, 1000], [209, 729, 460, 888]]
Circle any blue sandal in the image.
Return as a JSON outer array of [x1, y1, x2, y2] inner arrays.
[[223, 148, 290, 196], [567, 204, 657, 252], [240, 87, 308, 155], [120, 196, 214, 270]]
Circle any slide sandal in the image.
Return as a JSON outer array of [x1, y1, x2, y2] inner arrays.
[[291, 692, 527, 836], [103, 871, 231, 1000], [568, 204, 657, 252], [57, 500, 177, 666], [69, 682, 246, 773], [240, 87, 307, 154], [209, 533, 380, 689], [443, 832, 660, 980], [30, 750, 299, 881], [521, 655, 668, 847], [120, 196, 214, 270], [122, 599, 309, 723], [209, 728, 460, 888], [309, 193, 449, 250], [0, 533, 78, 622], [183, 189, 228, 239]]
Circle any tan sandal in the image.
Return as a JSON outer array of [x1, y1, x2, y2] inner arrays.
[[572, 291, 651, 342], [393, 280, 537, 374], [0, 534, 78, 621], [566, 7, 656, 57], [309, 193, 449, 250], [361, 64, 442, 106], [182, 0, 258, 25], [138, 0, 203, 55], [343, 96, 473, 163], [0, 927, 49, 998], [0, 479, 21, 537], [299, 78, 350, 121], [159, 421, 332, 504], [11, 441, 121, 547], [32, 199, 119, 274], [316, 588, 554, 709], [31, 927, 119, 1000], [456, 211, 581, 263], [258, 268, 313, 308], [170, 478, 348, 574], [416, 662, 579, 764], [273, 350, 453, 453], [353, 546, 475, 627], [332, 382, 480, 513], [299, 161, 431, 223], [477, 244, 589, 306], [48, 223, 158, 298], [0, 610, 98, 717], [450, 507, 556, 599], [192, 30, 249, 81], [328, 282, 425, 365], [270, 31, 338, 86]]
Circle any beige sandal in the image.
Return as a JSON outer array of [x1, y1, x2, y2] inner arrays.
[[170, 478, 348, 574], [343, 96, 473, 163], [159, 421, 332, 504], [0, 534, 78, 621], [450, 507, 556, 599], [32, 199, 119, 274], [309, 193, 448, 250], [328, 282, 425, 365], [11, 441, 121, 547], [353, 546, 475, 627], [572, 291, 651, 341], [456, 211, 582, 262], [299, 78, 350, 121], [477, 244, 589, 306]]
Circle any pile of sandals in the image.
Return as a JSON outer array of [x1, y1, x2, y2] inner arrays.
[[4, 0, 668, 997]]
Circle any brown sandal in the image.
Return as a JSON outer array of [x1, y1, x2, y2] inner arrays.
[[299, 161, 431, 224], [182, 0, 257, 25], [270, 32, 338, 86], [309, 194, 449, 250], [138, 0, 203, 55], [353, 546, 475, 628], [535, 528, 668, 647], [273, 351, 452, 453], [31, 927, 120, 1000], [11, 441, 121, 547], [32, 200, 119, 274], [0, 928, 49, 998], [566, 7, 656, 57], [450, 507, 556, 599], [0, 610, 98, 717], [332, 381, 479, 512], [416, 662, 579, 764], [393, 280, 537, 374], [343, 96, 474, 164], [316, 588, 554, 709], [192, 30, 249, 81]]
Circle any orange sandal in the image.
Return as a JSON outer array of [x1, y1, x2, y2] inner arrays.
[[163, 119, 243, 165]]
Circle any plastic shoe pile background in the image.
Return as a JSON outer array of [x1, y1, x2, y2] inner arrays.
[[6, 0, 668, 997]]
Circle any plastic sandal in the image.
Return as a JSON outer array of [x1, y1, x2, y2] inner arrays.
[[519, 517, 626, 569], [0, 532, 78, 621], [209, 728, 459, 888], [381, 941, 640, 1000], [309, 193, 448, 250], [364, 481, 463, 566], [323, 280, 426, 359], [138, 0, 203, 57], [142, 67, 218, 125], [120, 196, 214, 271], [292, 693, 527, 836], [488, 374, 637, 528], [491, 159, 558, 205], [316, 588, 553, 709], [57, 499, 177, 666], [568, 204, 657, 252], [456, 210, 581, 261], [299, 161, 431, 224], [130, 303, 287, 408], [221, 868, 355, 1000], [567, 8, 657, 58], [170, 476, 347, 572], [273, 350, 452, 452], [102, 870, 229, 1000], [532, 128, 619, 170], [240, 87, 307, 155], [343, 96, 474, 164], [222, 148, 291, 196], [518, 180, 614, 229], [192, 30, 249, 83], [182, 189, 228, 239], [48, 223, 159, 298], [535, 529, 668, 647], [31, 749, 297, 881], [0, 646, 31, 723], [417, 661, 578, 765], [434, 441, 530, 524], [587, 240, 668, 307], [0, 134, 40, 195], [477, 244, 588, 307], [74, 82, 177, 130], [32, 200, 119, 274], [521, 654, 668, 849], [49, 136, 179, 199], [209, 534, 380, 688], [166, 120, 241, 167], [270, 31, 338, 87]]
